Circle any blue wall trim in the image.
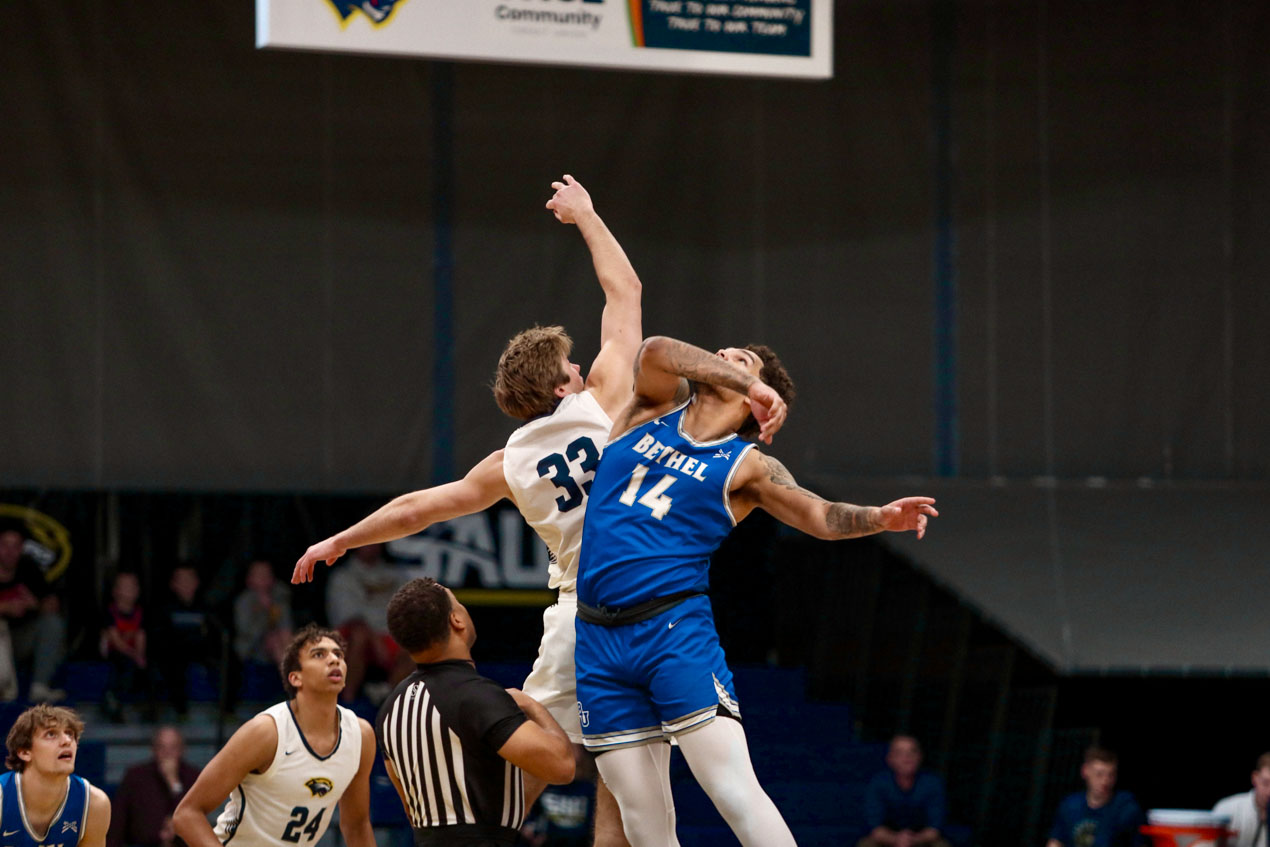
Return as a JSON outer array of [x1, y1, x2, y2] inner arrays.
[[431, 62, 456, 484]]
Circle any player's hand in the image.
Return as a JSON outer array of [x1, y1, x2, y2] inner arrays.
[[544, 174, 593, 225], [746, 382, 787, 445], [877, 497, 939, 539], [292, 538, 347, 584]]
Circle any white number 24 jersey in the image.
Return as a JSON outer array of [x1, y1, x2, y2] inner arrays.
[[502, 390, 612, 593], [214, 702, 362, 847]]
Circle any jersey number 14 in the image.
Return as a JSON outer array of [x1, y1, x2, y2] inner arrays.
[[618, 464, 676, 520]]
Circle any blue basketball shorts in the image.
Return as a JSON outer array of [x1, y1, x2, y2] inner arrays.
[[575, 594, 740, 752]]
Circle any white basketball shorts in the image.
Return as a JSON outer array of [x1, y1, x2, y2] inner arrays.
[[522, 591, 582, 743]]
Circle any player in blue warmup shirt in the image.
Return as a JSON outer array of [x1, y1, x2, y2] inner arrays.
[[575, 336, 939, 847], [1, 705, 110, 847]]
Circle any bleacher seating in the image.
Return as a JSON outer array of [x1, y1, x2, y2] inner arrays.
[[668, 664, 883, 846], [31, 537, 1079, 847]]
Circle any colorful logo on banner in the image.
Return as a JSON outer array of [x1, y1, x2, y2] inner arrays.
[[325, 0, 408, 27], [0, 505, 73, 582], [627, 0, 811, 56]]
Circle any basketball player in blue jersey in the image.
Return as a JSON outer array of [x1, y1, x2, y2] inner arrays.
[[574, 336, 939, 847], [1, 705, 111, 847], [290, 177, 786, 846]]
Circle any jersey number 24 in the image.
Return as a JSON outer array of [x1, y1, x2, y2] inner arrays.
[[281, 806, 326, 843]]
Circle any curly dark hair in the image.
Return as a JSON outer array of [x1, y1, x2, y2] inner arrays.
[[279, 623, 347, 698], [736, 343, 796, 440], [386, 578, 454, 654]]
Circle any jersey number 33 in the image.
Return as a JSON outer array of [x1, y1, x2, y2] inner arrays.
[[536, 437, 600, 513]]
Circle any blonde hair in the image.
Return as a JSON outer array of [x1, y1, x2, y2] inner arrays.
[[492, 326, 573, 420], [5, 705, 85, 772]]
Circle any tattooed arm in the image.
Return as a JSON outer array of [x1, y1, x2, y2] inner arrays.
[[610, 336, 787, 441], [731, 451, 938, 540]]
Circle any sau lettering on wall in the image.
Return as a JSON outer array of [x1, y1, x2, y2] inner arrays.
[[387, 506, 551, 591]]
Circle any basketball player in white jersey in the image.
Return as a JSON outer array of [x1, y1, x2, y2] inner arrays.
[[173, 624, 376, 847], [291, 175, 786, 845]]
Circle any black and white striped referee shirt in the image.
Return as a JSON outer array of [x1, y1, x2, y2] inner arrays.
[[375, 660, 529, 844]]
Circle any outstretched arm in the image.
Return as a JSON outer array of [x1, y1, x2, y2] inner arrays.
[[292, 451, 512, 583], [731, 451, 937, 539], [545, 175, 642, 420], [616, 336, 787, 444]]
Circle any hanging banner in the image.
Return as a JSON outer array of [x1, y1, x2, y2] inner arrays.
[[257, 0, 832, 79]]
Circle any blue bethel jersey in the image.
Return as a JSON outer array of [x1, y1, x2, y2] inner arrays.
[[578, 400, 754, 609], [0, 772, 90, 847]]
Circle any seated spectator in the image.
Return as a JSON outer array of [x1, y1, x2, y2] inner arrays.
[[325, 543, 412, 702], [0, 527, 67, 702], [152, 564, 217, 717], [108, 725, 201, 847], [100, 571, 150, 721], [859, 735, 949, 847], [0, 618, 15, 701], [233, 558, 293, 667], [1212, 752, 1270, 847], [1047, 746, 1145, 847]]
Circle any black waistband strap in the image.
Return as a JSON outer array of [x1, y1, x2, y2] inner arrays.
[[576, 590, 704, 627], [413, 824, 520, 846]]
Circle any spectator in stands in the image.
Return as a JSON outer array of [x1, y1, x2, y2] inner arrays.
[[152, 564, 217, 717], [0, 527, 67, 702], [1212, 751, 1270, 847], [859, 734, 949, 847], [0, 619, 16, 701], [233, 558, 293, 666], [100, 570, 150, 721], [108, 725, 201, 847], [326, 543, 412, 703], [1047, 746, 1145, 847]]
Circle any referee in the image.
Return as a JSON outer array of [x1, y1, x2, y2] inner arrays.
[[378, 578, 575, 847]]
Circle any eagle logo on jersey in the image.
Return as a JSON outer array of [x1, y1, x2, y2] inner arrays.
[[324, 0, 407, 25], [306, 777, 335, 797]]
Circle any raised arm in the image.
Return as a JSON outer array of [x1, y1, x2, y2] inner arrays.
[[617, 336, 787, 444], [173, 716, 277, 847], [292, 451, 512, 583], [545, 175, 643, 419], [731, 451, 938, 539], [336, 720, 377, 847]]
